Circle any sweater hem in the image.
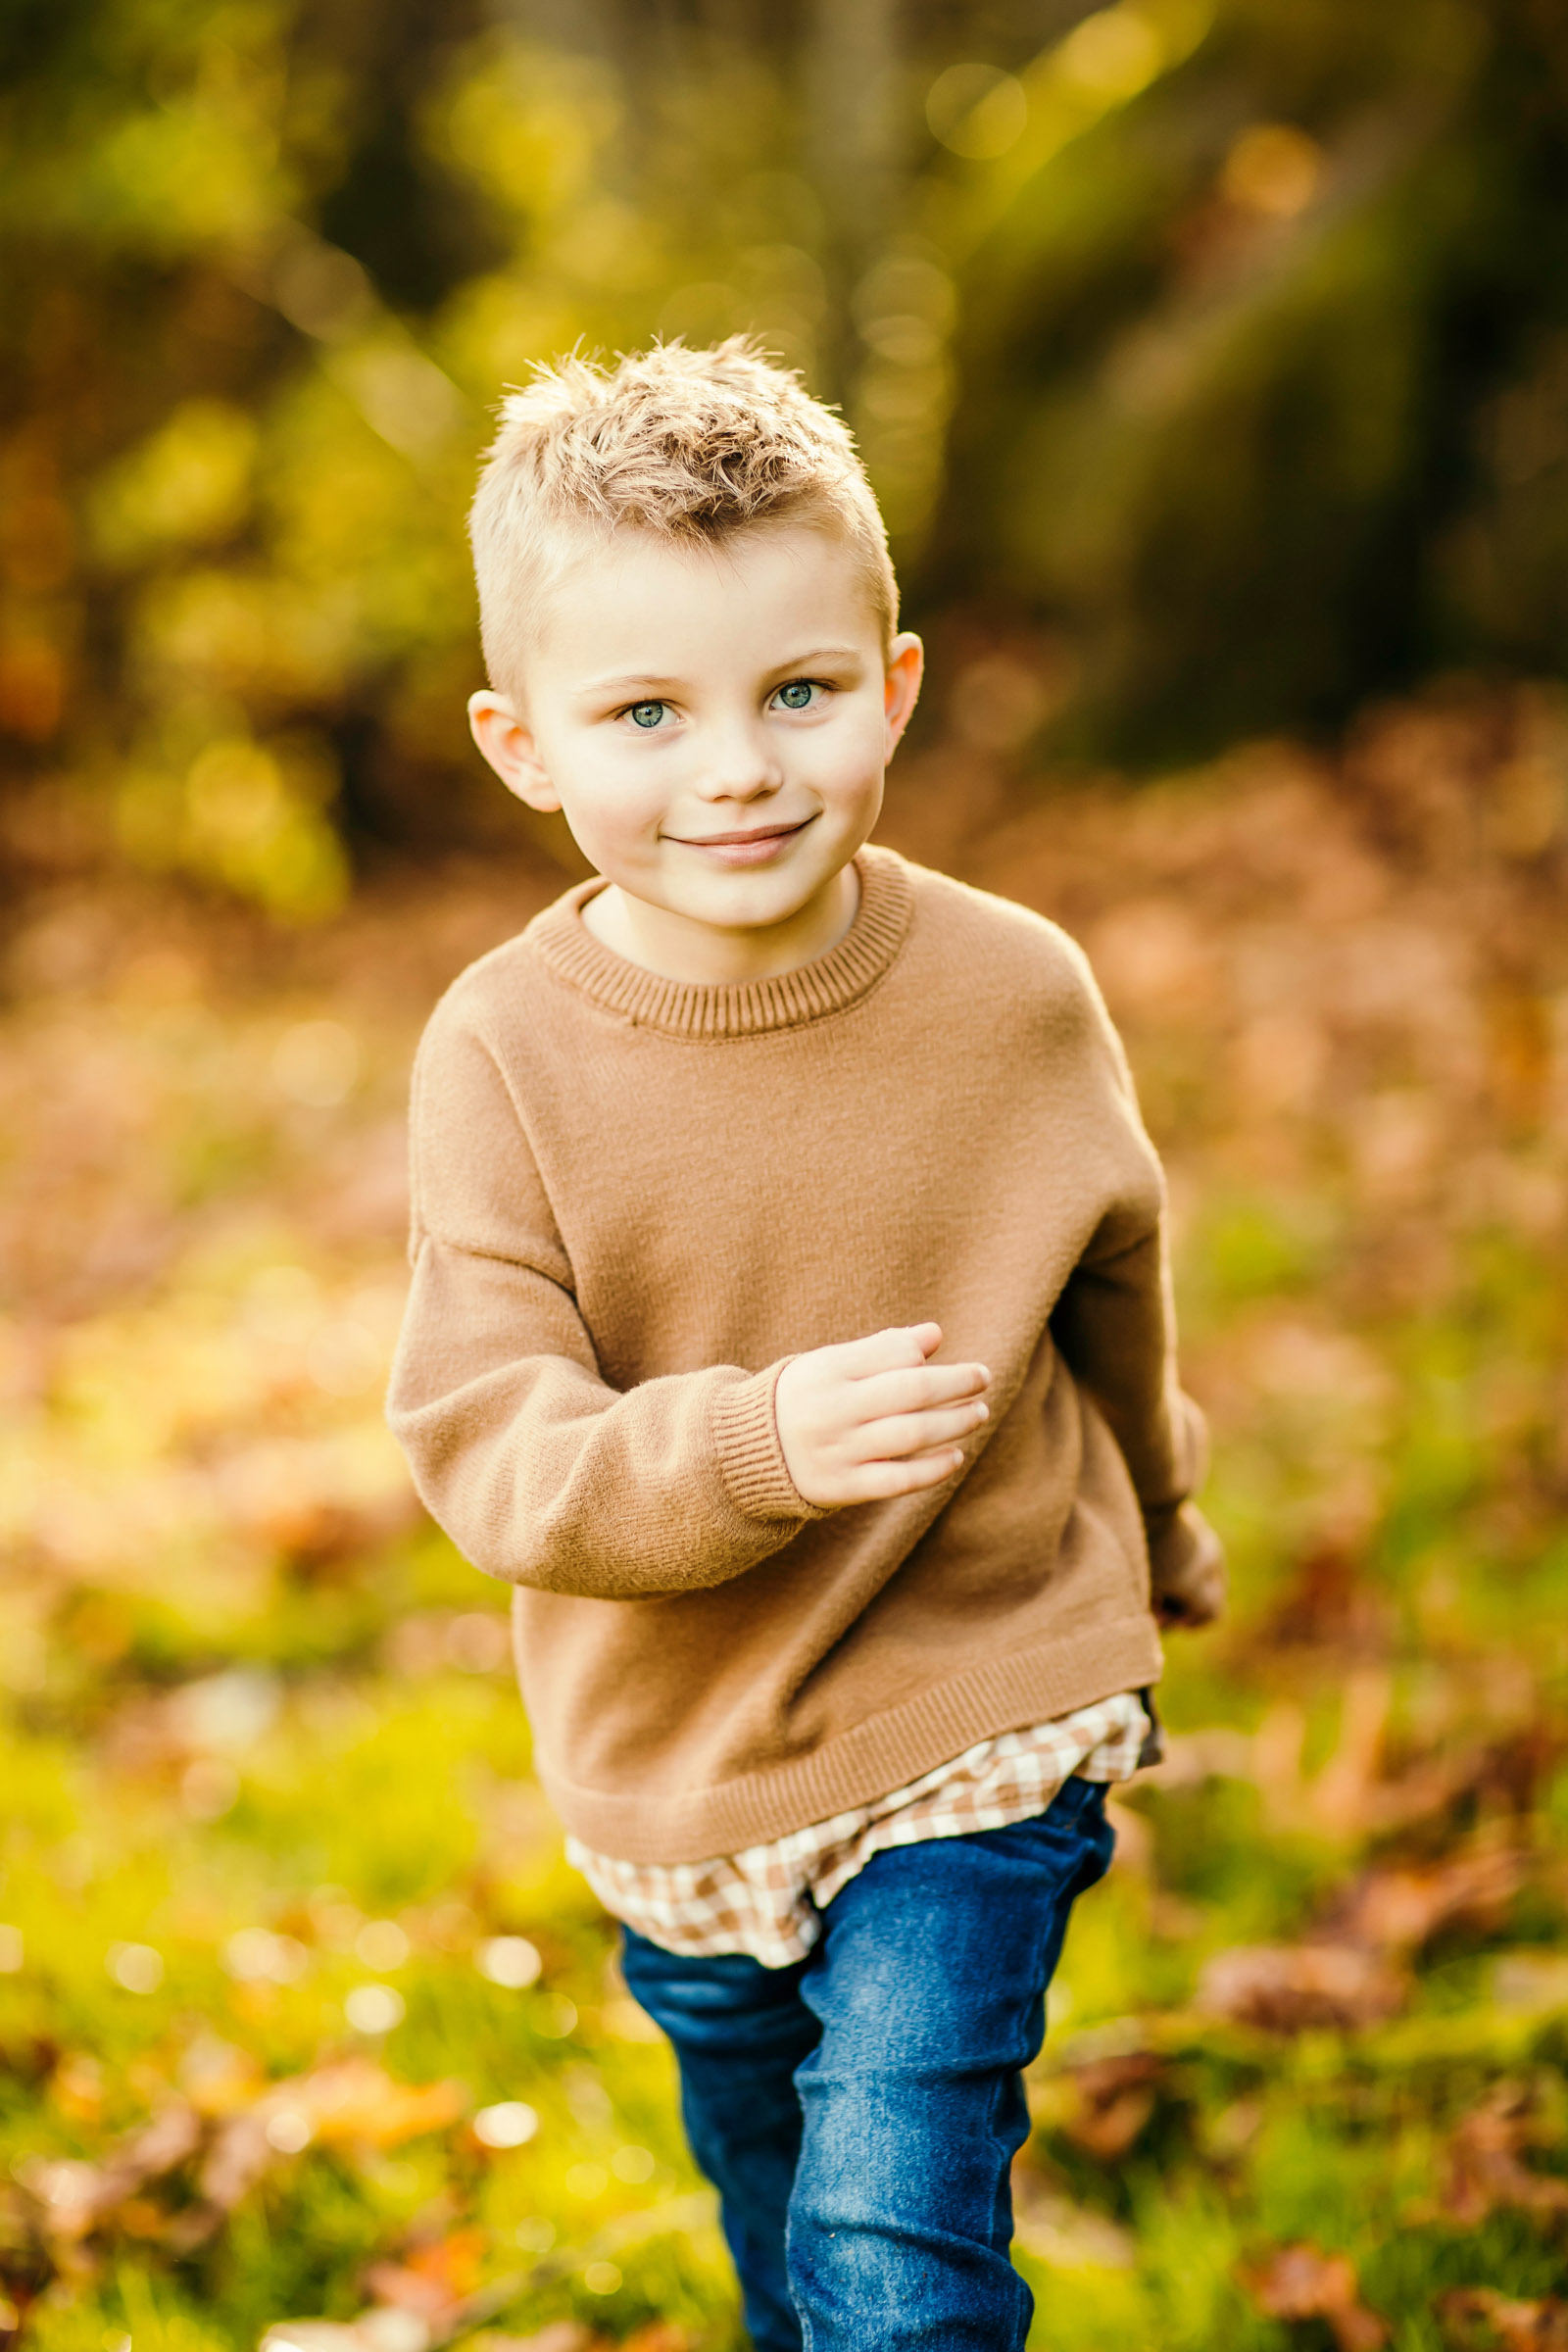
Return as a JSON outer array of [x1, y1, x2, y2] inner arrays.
[[535, 1613, 1165, 1865]]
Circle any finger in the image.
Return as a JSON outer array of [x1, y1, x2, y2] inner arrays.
[[834, 1323, 944, 1379], [807, 1454, 951, 1506], [857, 1400, 988, 1460], [838, 1446, 966, 1501], [852, 1361, 991, 1419]]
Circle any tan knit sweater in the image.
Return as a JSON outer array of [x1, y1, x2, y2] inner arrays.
[[388, 846, 1218, 1865]]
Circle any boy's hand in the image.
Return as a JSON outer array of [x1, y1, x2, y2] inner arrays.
[[1147, 1502, 1226, 1630], [775, 1324, 991, 1506]]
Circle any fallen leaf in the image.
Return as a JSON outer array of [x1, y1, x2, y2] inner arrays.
[[1441, 2084, 1568, 2228], [1054, 2053, 1164, 2161], [187, 2062, 466, 2238], [1330, 1846, 1525, 1951], [359, 2270, 454, 2326], [297, 2062, 467, 2149], [1010, 2167, 1137, 2271], [14, 2101, 202, 2242], [365, 2226, 487, 2318], [1197, 1941, 1406, 2032], [293, 2191, 721, 2352], [1240, 2241, 1388, 2352], [1253, 1542, 1391, 1654], [1440, 2287, 1568, 2349]]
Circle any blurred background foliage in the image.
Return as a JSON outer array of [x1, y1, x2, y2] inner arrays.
[[6, 0, 1568, 915]]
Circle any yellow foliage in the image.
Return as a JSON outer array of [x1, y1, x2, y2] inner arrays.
[[90, 403, 258, 565]]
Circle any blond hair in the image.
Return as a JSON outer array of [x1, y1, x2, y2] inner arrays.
[[469, 339, 898, 699]]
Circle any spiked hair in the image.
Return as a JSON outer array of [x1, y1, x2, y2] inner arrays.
[[468, 339, 897, 698]]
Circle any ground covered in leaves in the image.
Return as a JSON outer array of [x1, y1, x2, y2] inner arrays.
[[3, 685, 1568, 2352]]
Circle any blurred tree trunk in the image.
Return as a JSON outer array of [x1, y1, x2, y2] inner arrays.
[[805, 0, 904, 398]]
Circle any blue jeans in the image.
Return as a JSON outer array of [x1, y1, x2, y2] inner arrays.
[[620, 1775, 1115, 2352]]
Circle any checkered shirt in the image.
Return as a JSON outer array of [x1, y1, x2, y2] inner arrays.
[[567, 1690, 1152, 1968]]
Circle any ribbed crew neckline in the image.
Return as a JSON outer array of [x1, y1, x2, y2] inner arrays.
[[527, 844, 914, 1039]]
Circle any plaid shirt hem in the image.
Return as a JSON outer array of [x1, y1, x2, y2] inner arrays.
[[567, 1690, 1151, 1968]]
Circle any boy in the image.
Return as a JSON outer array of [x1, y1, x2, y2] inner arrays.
[[388, 339, 1223, 2351]]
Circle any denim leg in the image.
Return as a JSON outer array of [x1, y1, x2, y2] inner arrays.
[[786, 1779, 1115, 2352], [620, 1926, 818, 2352]]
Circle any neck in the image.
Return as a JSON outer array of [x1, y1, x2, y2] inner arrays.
[[582, 863, 861, 985]]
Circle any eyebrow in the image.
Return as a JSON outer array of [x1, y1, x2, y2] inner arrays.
[[574, 673, 684, 699], [574, 647, 869, 700], [769, 646, 865, 668]]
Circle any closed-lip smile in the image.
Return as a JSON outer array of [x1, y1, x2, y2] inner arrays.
[[666, 817, 812, 847]]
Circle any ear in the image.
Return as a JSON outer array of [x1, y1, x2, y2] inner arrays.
[[883, 634, 924, 757], [468, 690, 561, 812]]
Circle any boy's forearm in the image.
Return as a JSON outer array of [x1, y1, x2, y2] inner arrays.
[[387, 1241, 818, 1598], [1051, 1230, 1196, 1501], [1050, 1224, 1225, 1623]]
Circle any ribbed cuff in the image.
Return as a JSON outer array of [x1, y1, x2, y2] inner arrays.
[[711, 1360, 830, 1525]]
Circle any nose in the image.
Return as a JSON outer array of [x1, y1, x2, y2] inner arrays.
[[694, 712, 784, 805]]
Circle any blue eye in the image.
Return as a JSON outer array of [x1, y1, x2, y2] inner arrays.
[[775, 680, 815, 710], [628, 701, 665, 729]]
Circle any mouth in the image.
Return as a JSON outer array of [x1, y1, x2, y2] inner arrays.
[[663, 816, 815, 863], [666, 818, 813, 848]]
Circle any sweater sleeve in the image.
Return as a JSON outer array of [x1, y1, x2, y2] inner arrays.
[[385, 1002, 823, 1599], [1049, 958, 1226, 1627]]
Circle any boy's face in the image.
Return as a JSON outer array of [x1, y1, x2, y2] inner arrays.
[[468, 521, 922, 967]]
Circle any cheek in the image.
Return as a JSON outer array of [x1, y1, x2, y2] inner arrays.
[[808, 703, 889, 800], [555, 745, 669, 848]]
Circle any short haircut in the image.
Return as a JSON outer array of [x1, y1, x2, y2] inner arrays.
[[469, 338, 898, 700]]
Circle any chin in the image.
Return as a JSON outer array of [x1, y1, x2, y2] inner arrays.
[[696, 872, 833, 928]]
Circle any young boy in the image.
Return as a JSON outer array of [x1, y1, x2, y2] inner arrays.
[[387, 338, 1223, 2352]]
